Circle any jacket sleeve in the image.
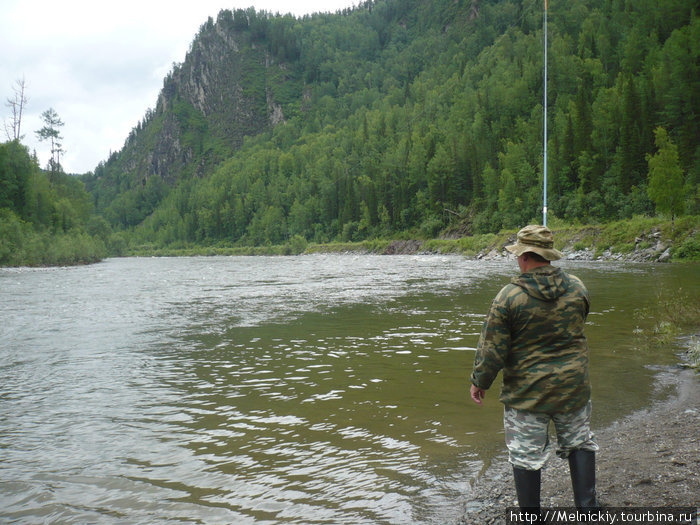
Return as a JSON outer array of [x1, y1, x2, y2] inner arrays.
[[470, 287, 512, 390], [568, 273, 590, 318]]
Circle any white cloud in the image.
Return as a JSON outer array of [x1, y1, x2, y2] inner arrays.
[[1, 0, 356, 173]]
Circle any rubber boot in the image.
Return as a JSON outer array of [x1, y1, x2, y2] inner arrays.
[[568, 449, 600, 511], [513, 466, 542, 522]]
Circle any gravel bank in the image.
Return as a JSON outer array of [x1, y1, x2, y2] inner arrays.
[[455, 367, 700, 524]]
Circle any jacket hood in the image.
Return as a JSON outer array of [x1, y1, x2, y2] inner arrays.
[[511, 265, 570, 301]]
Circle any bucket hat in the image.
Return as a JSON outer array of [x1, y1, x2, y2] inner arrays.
[[505, 225, 563, 261]]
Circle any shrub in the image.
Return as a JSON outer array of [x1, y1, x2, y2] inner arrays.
[[674, 235, 700, 260], [288, 234, 308, 255], [419, 217, 444, 238]]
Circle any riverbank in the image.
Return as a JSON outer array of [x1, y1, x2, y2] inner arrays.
[[123, 216, 699, 263], [311, 216, 699, 263], [455, 365, 700, 524], [3, 216, 696, 266]]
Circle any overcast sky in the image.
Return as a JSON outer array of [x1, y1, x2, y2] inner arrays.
[[1, 0, 357, 174]]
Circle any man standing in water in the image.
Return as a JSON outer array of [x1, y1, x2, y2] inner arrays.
[[469, 225, 599, 518]]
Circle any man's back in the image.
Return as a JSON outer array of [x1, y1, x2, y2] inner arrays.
[[471, 265, 591, 413], [499, 265, 590, 414]]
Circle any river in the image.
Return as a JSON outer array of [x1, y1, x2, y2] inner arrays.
[[1, 255, 697, 524]]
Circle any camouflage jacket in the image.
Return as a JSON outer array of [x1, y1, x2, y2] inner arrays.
[[470, 265, 591, 414]]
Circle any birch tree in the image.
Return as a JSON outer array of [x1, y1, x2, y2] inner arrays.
[[646, 127, 685, 226]]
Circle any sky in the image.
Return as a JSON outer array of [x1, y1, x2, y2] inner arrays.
[[1, 0, 357, 174]]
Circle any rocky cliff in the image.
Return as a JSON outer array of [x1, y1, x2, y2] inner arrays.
[[92, 9, 298, 191]]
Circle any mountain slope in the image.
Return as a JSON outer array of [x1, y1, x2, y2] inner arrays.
[[83, 0, 699, 246]]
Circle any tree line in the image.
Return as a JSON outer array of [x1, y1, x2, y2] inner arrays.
[[0, 101, 118, 265]]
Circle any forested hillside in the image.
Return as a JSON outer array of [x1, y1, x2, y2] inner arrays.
[[1, 1, 686, 255], [2, 0, 697, 267], [0, 141, 108, 265]]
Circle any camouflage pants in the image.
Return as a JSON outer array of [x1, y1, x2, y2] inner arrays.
[[504, 400, 599, 470]]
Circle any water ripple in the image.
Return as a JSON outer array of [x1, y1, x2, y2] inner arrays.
[[3, 255, 691, 523]]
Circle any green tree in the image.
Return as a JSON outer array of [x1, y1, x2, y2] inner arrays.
[[618, 76, 645, 191], [646, 127, 685, 223], [426, 143, 456, 212], [653, 17, 699, 174], [0, 141, 107, 266], [0, 141, 31, 215]]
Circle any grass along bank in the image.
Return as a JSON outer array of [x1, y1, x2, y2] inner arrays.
[[123, 216, 699, 262], [423, 215, 700, 261], [633, 286, 700, 371]]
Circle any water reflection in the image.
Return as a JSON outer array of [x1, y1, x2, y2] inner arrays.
[[1, 256, 697, 524], [143, 296, 492, 523]]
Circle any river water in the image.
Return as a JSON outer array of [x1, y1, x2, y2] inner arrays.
[[1, 255, 697, 524]]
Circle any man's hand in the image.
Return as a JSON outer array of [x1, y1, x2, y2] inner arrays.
[[470, 384, 486, 405]]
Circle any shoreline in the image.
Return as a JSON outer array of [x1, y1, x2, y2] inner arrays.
[[123, 228, 693, 264], [3, 216, 697, 268], [455, 366, 700, 524]]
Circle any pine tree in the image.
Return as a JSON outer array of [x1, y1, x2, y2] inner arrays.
[[35, 108, 65, 179]]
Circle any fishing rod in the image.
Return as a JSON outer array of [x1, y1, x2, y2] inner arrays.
[[543, 0, 548, 227]]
